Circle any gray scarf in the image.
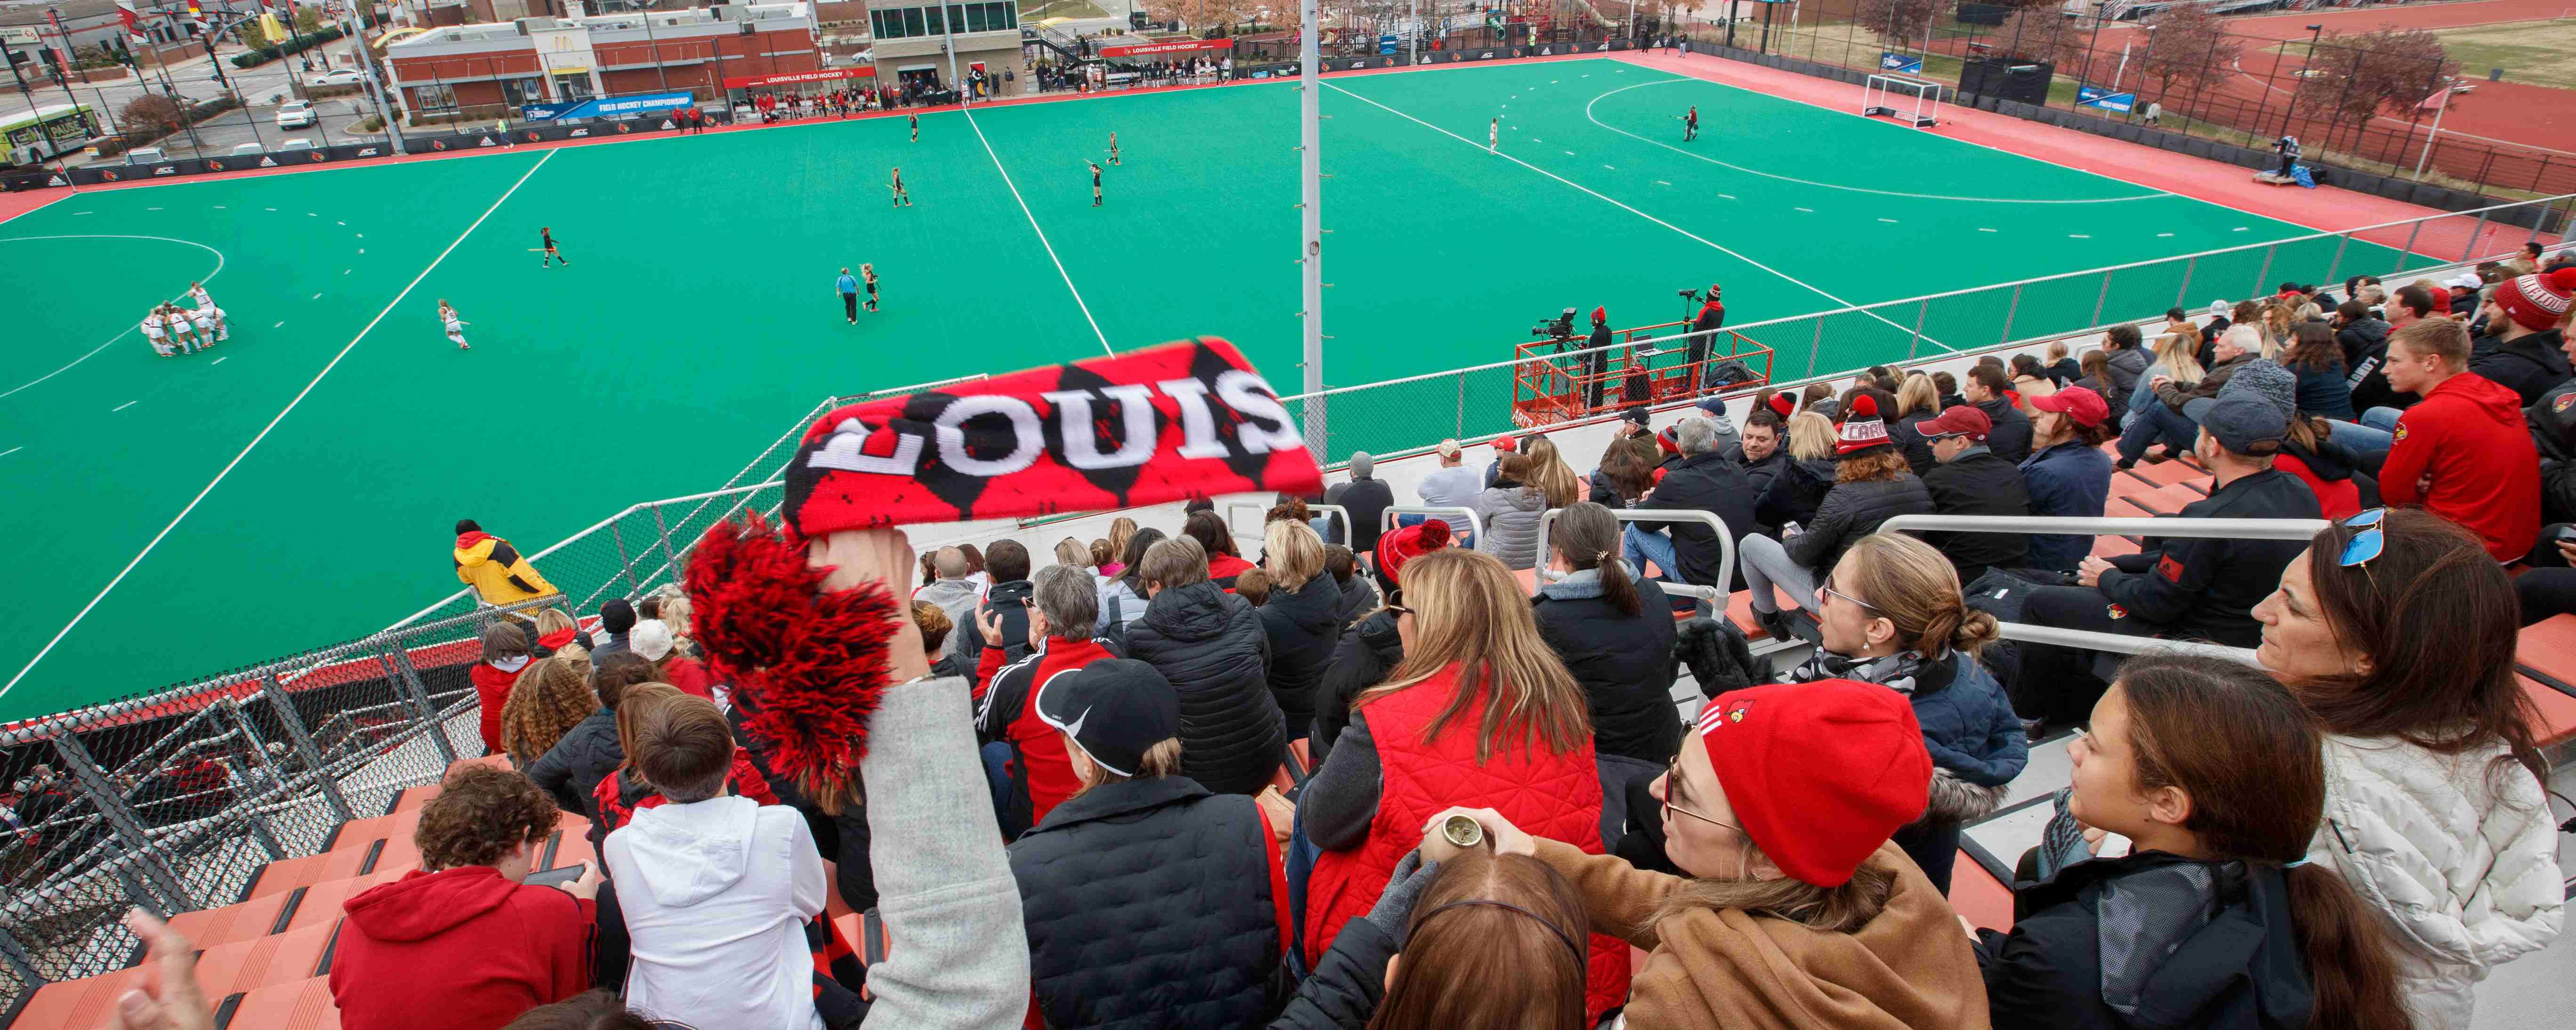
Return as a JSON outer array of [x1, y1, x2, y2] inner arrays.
[[1538, 560, 1641, 602]]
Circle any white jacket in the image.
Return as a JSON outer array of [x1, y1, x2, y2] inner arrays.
[[605, 795, 826, 1030], [2306, 734, 2564, 1030]]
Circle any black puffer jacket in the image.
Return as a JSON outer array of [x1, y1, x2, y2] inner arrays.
[[525, 707, 620, 821], [1974, 397, 2035, 463], [1893, 410, 1941, 476], [1754, 456, 1836, 531], [1976, 852, 2316, 1030], [1919, 448, 2032, 585], [1331, 574, 1378, 628], [1531, 566, 1682, 765], [1009, 776, 1288, 1030], [1786, 473, 1935, 576], [1124, 582, 1282, 797], [1257, 572, 1344, 741], [2471, 328, 2571, 407], [1310, 610, 1401, 768], [2530, 378, 2576, 523]]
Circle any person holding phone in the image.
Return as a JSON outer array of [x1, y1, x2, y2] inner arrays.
[[331, 765, 600, 1030]]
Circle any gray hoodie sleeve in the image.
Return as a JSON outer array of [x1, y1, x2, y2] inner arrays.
[[860, 676, 1029, 1030]]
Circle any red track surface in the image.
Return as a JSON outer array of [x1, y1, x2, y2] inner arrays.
[[1619, 49, 2517, 236], [2088, 0, 2576, 186]]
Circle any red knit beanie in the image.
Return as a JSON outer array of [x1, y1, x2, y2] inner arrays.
[[1692, 681, 1931, 887], [1767, 393, 1796, 419], [1375, 520, 1451, 585], [2495, 268, 2576, 332]]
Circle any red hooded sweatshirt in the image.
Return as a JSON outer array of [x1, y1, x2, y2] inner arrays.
[[330, 866, 596, 1030], [2381, 371, 2540, 563]]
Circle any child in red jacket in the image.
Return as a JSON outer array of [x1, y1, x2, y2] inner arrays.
[[331, 765, 597, 1030], [469, 622, 537, 756]]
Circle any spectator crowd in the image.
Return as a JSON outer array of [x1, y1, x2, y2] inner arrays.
[[81, 251, 2574, 1030]]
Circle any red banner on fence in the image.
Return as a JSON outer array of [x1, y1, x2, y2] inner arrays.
[[782, 338, 1320, 533], [1098, 38, 1235, 58], [723, 67, 877, 89]]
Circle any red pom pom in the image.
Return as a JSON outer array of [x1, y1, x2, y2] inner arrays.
[[1419, 520, 1452, 549], [1850, 394, 1879, 418], [686, 511, 898, 806], [2546, 267, 2576, 292]]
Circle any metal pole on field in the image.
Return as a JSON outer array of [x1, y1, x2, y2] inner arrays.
[[1409, 0, 1417, 63], [2411, 99, 2447, 181], [1297, 0, 1325, 456], [939, 0, 961, 103], [2278, 24, 2321, 138], [343, 7, 402, 153]]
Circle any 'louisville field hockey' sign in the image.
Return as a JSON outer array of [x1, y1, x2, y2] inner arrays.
[[784, 338, 1323, 532]]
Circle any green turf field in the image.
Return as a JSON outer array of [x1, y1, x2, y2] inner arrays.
[[0, 57, 2415, 719]]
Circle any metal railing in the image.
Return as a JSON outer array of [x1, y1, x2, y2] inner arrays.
[[1877, 513, 2326, 664], [1380, 505, 1485, 545], [1225, 502, 1352, 547], [1532, 507, 1737, 604], [1280, 196, 2570, 460]]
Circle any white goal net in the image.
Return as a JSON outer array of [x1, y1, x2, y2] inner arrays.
[[1864, 75, 1940, 128]]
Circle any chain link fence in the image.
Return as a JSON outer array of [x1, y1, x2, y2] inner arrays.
[[1288, 193, 2570, 459]]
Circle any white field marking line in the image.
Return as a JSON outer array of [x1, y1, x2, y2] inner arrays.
[[0, 149, 558, 703], [212, 356, 226, 365], [961, 106, 1112, 356], [1326, 81, 1957, 353], [0, 447, 19, 458], [0, 235, 225, 402], [112, 400, 136, 411], [1585, 78, 2170, 204]]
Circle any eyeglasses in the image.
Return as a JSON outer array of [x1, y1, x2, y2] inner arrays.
[[1817, 576, 1880, 614], [1660, 756, 1742, 833], [2338, 508, 2388, 568]]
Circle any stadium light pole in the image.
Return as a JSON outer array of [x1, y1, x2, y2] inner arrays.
[[1296, 0, 1324, 455], [2278, 24, 2321, 139]]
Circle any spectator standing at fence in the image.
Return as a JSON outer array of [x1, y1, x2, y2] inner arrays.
[[2467, 267, 2576, 406], [1122, 536, 1282, 798], [455, 519, 558, 616], [1322, 451, 1393, 554], [2366, 319, 2543, 563], [471, 622, 538, 757], [331, 765, 598, 1030], [1915, 404, 2030, 586], [1298, 548, 1631, 1021], [1974, 654, 2411, 1030], [2250, 509, 2565, 1028], [2010, 394, 2319, 732], [1689, 285, 1726, 390]]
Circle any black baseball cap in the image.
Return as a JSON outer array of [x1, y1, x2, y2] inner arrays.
[[1036, 659, 1179, 777]]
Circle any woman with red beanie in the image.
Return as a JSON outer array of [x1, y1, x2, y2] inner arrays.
[[1434, 678, 1988, 1030], [1296, 547, 1630, 1022]]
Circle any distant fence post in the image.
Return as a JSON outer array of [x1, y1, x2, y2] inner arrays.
[[375, 638, 459, 765], [50, 734, 195, 910], [2396, 219, 2426, 273], [650, 503, 685, 589], [261, 672, 356, 823], [611, 520, 642, 598], [2460, 209, 2492, 263], [220, 700, 291, 861], [2174, 256, 2197, 310]]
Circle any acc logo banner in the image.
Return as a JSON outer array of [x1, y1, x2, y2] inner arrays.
[[784, 338, 1321, 532]]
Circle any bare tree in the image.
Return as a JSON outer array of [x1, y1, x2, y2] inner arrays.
[[1991, 6, 2084, 67], [2131, 3, 2242, 102], [2291, 25, 2457, 131], [120, 95, 189, 139], [1852, 0, 1958, 48]]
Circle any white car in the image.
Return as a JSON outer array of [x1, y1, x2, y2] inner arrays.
[[308, 69, 364, 87], [276, 101, 316, 129], [125, 146, 166, 164], [276, 137, 316, 152], [229, 142, 266, 156]]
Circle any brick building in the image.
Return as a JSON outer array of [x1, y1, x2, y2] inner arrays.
[[856, 0, 1022, 98], [382, 2, 819, 121]]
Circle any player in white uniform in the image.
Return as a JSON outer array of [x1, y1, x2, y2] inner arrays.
[[163, 303, 201, 353], [1489, 117, 1498, 153], [142, 308, 174, 356], [188, 282, 212, 311], [191, 305, 221, 346], [439, 299, 470, 350]]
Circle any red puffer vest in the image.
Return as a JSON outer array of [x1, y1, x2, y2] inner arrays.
[[1301, 664, 1630, 1021]]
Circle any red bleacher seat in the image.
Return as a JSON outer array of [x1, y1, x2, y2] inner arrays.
[[167, 889, 297, 949], [2513, 616, 2576, 699], [282, 868, 408, 934], [221, 975, 340, 1030], [2105, 494, 2162, 520], [2125, 457, 2212, 489], [1724, 589, 1801, 642], [389, 784, 439, 813], [244, 842, 385, 901], [2089, 535, 2142, 559], [1950, 852, 2017, 933], [186, 920, 342, 998], [2514, 676, 2576, 749], [16, 968, 147, 1028], [322, 810, 424, 853]]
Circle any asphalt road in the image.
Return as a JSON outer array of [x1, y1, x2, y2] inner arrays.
[[2, 37, 389, 164]]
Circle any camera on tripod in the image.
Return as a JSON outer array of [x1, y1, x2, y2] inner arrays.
[[1677, 287, 1700, 301], [1530, 307, 1578, 340]]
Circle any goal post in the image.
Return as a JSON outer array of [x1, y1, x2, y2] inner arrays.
[[1864, 74, 1940, 128]]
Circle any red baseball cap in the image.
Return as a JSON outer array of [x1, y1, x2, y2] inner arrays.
[[1916, 404, 1992, 441], [1490, 435, 1519, 453], [2028, 386, 2110, 428], [1692, 681, 1931, 888]]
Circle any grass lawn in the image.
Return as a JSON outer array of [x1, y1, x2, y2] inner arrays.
[[2433, 19, 2576, 91]]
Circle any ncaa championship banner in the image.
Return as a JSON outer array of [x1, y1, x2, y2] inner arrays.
[[784, 338, 1321, 532]]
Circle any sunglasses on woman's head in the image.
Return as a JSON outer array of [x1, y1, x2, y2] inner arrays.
[[2338, 508, 2388, 568]]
